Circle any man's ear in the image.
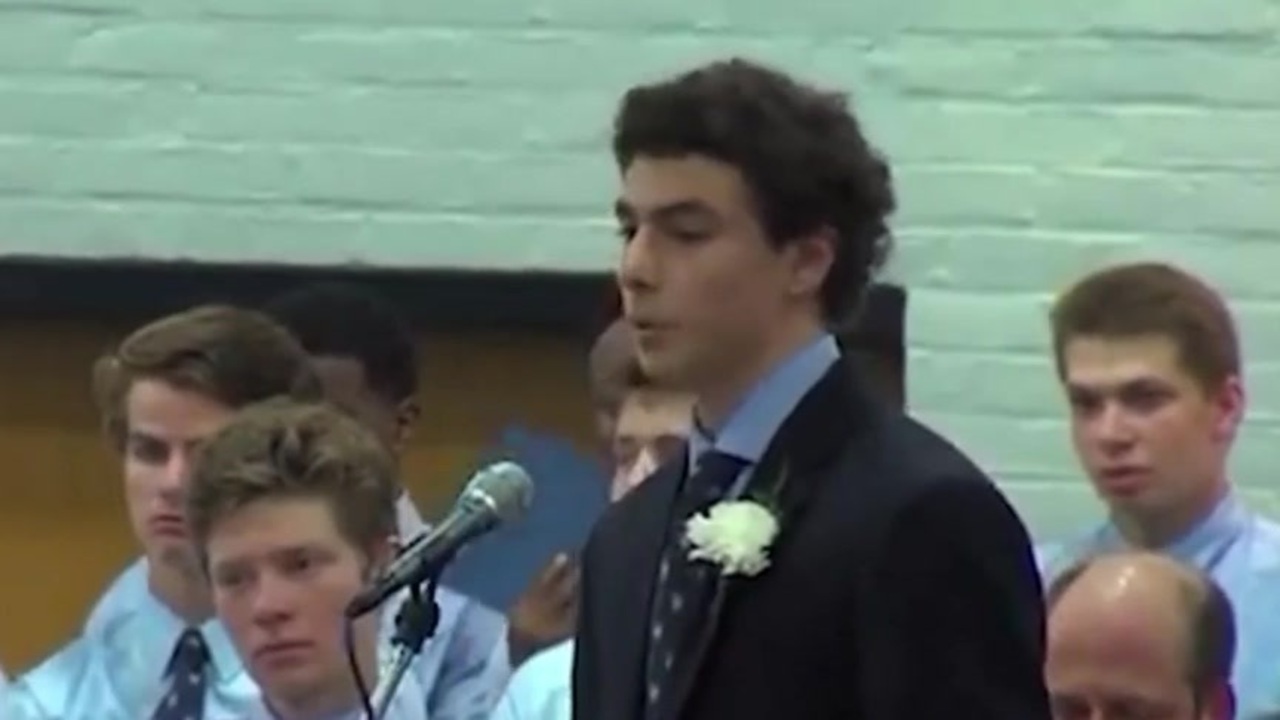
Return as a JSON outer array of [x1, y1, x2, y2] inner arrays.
[[784, 228, 836, 301], [392, 398, 420, 452]]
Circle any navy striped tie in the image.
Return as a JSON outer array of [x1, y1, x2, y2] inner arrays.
[[151, 628, 209, 720], [644, 450, 748, 718]]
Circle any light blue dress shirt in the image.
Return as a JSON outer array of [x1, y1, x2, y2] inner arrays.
[[488, 334, 841, 720], [3, 588, 258, 719], [1038, 493, 1280, 719], [4, 494, 511, 720], [242, 650, 431, 720], [3, 564, 509, 720], [689, 333, 840, 493], [488, 640, 573, 720]]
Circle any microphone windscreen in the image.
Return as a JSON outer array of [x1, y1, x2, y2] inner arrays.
[[465, 461, 534, 523]]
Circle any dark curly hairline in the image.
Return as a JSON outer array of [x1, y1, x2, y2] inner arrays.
[[611, 58, 897, 323]]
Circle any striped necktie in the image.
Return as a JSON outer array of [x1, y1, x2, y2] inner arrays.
[[151, 628, 209, 720], [644, 449, 748, 718]]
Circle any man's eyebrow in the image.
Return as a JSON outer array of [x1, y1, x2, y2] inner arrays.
[[614, 198, 712, 219]]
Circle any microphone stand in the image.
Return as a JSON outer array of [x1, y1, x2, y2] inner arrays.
[[367, 571, 443, 720]]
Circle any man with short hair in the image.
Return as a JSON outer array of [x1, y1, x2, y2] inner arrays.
[[836, 282, 907, 410], [3, 305, 503, 720], [1045, 552, 1236, 720], [1038, 262, 1280, 717], [263, 281, 580, 667], [6, 305, 321, 720], [588, 317, 642, 452], [493, 319, 693, 720], [188, 398, 426, 720], [574, 58, 1047, 720], [606, 378, 691, 502]]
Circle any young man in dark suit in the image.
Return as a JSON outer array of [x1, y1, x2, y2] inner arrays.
[[572, 58, 1050, 720]]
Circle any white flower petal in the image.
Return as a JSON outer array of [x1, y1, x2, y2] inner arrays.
[[682, 500, 780, 577]]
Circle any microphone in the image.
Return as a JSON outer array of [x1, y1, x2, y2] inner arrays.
[[345, 460, 534, 618]]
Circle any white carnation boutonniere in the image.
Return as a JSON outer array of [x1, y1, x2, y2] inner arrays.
[[683, 499, 781, 577]]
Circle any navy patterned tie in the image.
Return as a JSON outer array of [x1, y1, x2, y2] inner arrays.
[[151, 628, 209, 720], [644, 449, 748, 718]]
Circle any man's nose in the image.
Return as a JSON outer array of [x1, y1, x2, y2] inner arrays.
[[617, 228, 657, 293], [251, 573, 297, 626], [1093, 403, 1136, 447], [158, 449, 190, 500]]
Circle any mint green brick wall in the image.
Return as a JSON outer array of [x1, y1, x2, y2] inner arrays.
[[1, 1, 1277, 536]]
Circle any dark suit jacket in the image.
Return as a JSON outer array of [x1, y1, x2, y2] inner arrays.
[[572, 363, 1050, 720]]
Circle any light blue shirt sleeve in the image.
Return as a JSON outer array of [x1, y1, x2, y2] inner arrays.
[[83, 558, 147, 636], [11, 558, 259, 720], [2, 639, 94, 720], [403, 586, 511, 720], [489, 640, 573, 720], [244, 659, 430, 720], [1033, 540, 1066, 583]]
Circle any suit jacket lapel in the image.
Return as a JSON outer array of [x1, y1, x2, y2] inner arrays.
[[667, 363, 869, 719], [667, 563, 737, 718]]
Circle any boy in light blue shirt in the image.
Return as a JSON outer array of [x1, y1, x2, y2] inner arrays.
[[187, 398, 427, 720], [492, 320, 692, 720], [4, 305, 506, 720], [1036, 263, 1280, 718]]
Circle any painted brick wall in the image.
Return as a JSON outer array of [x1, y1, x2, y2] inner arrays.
[[1, 1, 1278, 537]]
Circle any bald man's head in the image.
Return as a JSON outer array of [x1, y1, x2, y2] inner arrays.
[[1046, 552, 1235, 720]]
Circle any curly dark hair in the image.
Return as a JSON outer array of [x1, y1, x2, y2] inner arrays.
[[264, 282, 419, 404], [612, 57, 896, 322]]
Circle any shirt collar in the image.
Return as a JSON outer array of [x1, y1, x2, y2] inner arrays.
[[688, 333, 840, 466], [1094, 491, 1249, 567], [101, 561, 245, 684]]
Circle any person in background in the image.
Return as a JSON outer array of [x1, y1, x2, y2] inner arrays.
[[4, 306, 322, 720], [836, 282, 907, 410], [187, 398, 427, 720], [263, 282, 578, 667], [3, 305, 504, 720], [492, 319, 694, 720], [1045, 552, 1236, 720], [262, 283, 429, 533], [587, 316, 639, 453], [446, 295, 638, 620], [1037, 262, 1280, 718]]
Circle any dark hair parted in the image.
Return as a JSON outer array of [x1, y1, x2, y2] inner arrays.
[[612, 57, 897, 322], [263, 282, 419, 403], [1047, 556, 1236, 705], [1050, 262, 1240, 392], [187, 398, 399, 562], [92, 305, 323, 450]]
